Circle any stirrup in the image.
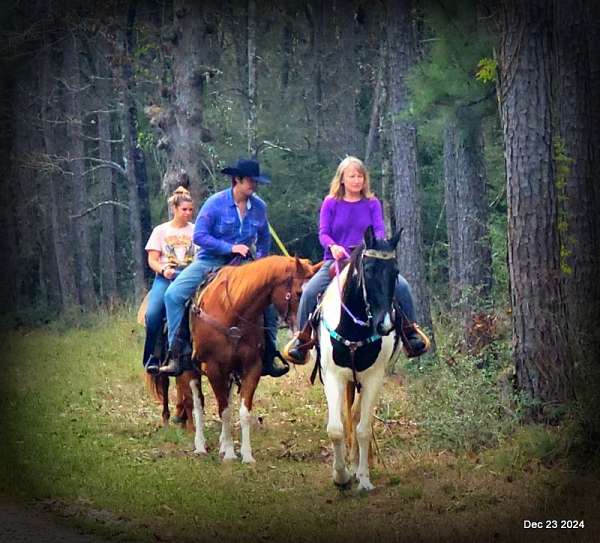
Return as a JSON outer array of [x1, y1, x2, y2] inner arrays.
[[401, 323, 430, 358]]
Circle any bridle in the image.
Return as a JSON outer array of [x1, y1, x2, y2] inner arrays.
[[334, 246, 397, 327], [325, 245, 397, 392]]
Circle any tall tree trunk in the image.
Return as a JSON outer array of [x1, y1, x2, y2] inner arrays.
[[335, 0, 359, 157], [455, 116, 493, 338], [63, 30, 95, 307], [554, 0, 598, 366], [443, 121, 461, 307], [94, 38, 118, 305], [247, 0, 257, 155], [158, 0, 209, 202], [365, 41, 386, 166], [117, 3, 146, 302], [499, 0, 573, 414], [386, 0, 434, 338], [41, 44, 78, 309]]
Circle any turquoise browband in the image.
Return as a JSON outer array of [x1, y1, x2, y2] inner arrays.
[[362, 249, 396, 260]]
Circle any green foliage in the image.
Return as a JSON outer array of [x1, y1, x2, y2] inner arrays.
[[475, 57, 498, 83], [398, 318, 521, 452], [553, 137, 574, 275]]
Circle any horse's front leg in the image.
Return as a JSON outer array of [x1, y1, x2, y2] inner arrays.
[[355, 368, 384, 491], [206, 364, 237, 461], [324, 371, 351, 487], [219, 383, 237, 461], [239, 362, 262, 464], [189, 377, 206, 454]]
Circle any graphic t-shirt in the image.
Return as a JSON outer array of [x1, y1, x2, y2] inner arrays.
[[145, 222, 196, 270]]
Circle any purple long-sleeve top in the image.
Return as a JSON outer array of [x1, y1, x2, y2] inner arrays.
[[318, 196, 386, 260]]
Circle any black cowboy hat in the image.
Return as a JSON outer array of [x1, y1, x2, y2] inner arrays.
[[220, 158, 271, 184]]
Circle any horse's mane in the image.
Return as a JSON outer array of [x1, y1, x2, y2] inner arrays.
[[341, 244, 364, 299], [202, 256, 297, 310]]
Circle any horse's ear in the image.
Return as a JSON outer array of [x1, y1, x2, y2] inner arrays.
[[364, 225, 375, 248], [389, 228, 403, 249]]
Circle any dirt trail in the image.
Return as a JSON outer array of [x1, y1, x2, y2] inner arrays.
[[0, 498, 109, 543]]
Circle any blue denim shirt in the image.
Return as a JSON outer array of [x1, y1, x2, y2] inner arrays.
[[193, 188, 271, 260]]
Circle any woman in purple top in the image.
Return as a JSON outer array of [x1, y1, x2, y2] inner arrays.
[[284, 156, 428, 362]]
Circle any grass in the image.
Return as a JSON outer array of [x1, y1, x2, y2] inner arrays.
[[1, 308, 599, 542]]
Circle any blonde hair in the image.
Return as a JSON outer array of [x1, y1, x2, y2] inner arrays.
[[168, 186, 192, 208], [327, 156, 374, 200]]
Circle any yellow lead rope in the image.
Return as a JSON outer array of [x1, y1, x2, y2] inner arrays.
[[269, 223, 289, 257]]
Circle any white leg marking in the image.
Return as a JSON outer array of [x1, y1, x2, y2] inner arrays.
[[239, 400, 255, 464], [219, 406, 237, 461], [190, 379, 206, 454], [355, 368, 384, 491], [324, 373, 351, 486]]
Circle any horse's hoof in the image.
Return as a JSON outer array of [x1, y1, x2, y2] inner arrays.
[[221, 452, 238, 462], [357, 479, 375, 492], [193, 447, 207, 455], [241, 455, 256, 464], [333, 469, 352, 488]]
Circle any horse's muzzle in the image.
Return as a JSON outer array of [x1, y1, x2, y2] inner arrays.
[[376, 312, 394, 336]]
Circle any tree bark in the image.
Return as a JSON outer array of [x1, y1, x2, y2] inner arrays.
[[156, 0, 209, 201], [499, 0, 573, 414], [554, 0, 599, 366], [247, 0, 257, 155], [455, 118, 492, 302], [63, 30, 95, 308], [41, 42, 79, 309], [117, 3, 146, 302], [94, 35, 118, 305], [386, 0, 434, 338], [443, 121, 460, 307]]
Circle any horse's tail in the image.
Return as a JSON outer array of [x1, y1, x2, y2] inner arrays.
[[145, 372, 167, 404], [343, 383, 374, 466]]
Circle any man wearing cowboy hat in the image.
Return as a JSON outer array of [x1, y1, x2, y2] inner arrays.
[[159, 158, 289, 377]]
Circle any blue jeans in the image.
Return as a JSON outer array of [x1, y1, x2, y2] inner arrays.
[[297, 259, 417, 328], [142, 274, 170, 367]]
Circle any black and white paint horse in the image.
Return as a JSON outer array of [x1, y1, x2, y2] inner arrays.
[[318, 226, 402, 491]]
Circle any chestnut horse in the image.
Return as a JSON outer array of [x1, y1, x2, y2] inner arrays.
[[184, 255, 318, 462]]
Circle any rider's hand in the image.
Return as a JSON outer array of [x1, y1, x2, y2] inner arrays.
[[231, 244, 250, 257], [330, 244, 347, 261], [163, 267, 176, 280]]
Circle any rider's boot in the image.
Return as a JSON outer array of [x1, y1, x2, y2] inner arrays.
[[282, 320, 314, 365], [400, 317, 430, 358], [159, 352, 183, 376], [144, 355, 160, 375], [261, 333, 289, 378]]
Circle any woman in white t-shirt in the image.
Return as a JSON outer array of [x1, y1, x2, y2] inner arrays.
[[143, 187, 196, 374]]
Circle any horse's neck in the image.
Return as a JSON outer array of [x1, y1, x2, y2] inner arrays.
[[228, 274, 274, 319]]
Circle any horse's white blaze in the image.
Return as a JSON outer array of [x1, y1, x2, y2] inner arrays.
[[190, 379, 207, 454], [239, 400, 255, 464], [381, 312, 393, 334], [319, 268, 399, 491]]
